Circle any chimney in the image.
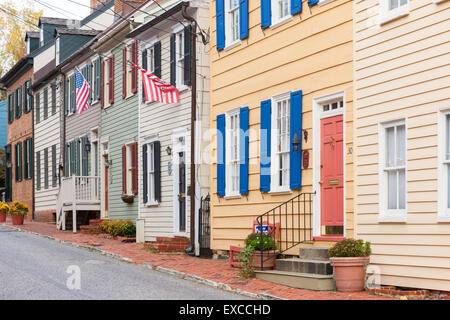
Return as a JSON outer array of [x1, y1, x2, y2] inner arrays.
[[114, 0, 146, 16], [90, 0, 103, 13]]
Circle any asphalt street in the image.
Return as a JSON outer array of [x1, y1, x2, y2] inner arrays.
[[0, 226, 251, 300]]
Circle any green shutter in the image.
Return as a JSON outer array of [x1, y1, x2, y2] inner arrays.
[[77, 139, 81, 176], [65, 78, 69, 115], [23, 140, 28, 180], [82, 136, 88, 176], [70, 75, 76, 113], [65, 143, 69, 177]]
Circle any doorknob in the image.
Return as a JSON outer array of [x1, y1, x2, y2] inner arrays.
[[318, 181, 323, 185]]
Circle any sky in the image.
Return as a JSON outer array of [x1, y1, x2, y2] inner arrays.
[[0, 0, 91, 20]]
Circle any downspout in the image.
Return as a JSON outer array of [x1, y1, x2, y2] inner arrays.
[[28, 85, 35, 221], [182, 3, 197, 256]]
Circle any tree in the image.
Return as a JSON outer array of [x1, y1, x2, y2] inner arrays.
[[0, 1, 43, 77]]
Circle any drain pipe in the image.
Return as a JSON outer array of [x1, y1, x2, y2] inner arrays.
[[182, 3, 197, 256]]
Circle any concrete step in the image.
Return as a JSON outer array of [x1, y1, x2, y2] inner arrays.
[[299, 246, 330, 261], [255, 270, 336, 291], [276, 258, 332, 275]]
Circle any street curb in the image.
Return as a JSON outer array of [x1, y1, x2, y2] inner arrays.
[[7, 225, 286, 300]]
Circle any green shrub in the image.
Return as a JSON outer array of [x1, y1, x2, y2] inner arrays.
[[100, 220, 136, 238], [328, 239, 371, 257], [244, 233, 277, 251]]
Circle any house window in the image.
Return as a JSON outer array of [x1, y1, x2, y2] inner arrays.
[[380, 0, 409, 25], [15, 142, 22, 182], [35, 92, 40, 123], [225, 0, 240, 46], [271, 93, 290, 191], [147, 46, 155, 74], [24, 138, 33, 180], [23, 80, 32, 114], [93, 57, 101, 103], [380, 120, 406, 220], [126, 145, 133, 194], [122, 142, 137, 196], [7, 93, 14, 123], [176, 31, 185, 88], [36, 151, 41, 190], [15, 86, 22, 120], [55, 37, 60, 65], [226, 109, 240, 196], [144, 140, 160, 204], [272, 0, 291, 25], [438, 111, 450, 221]]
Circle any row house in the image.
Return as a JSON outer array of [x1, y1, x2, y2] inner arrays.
[[0, 31, 39, 216], [210, 0, 354, 289], [126, 0, 210, 254], [354, 0, 450, 291]]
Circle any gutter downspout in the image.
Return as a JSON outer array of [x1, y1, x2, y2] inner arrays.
[[182, 3, 197, 256], [28, 86, 35, 221]]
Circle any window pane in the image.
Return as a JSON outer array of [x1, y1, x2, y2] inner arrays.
[[400, 0, 407, 5], [446, 115, 450, 160], [396, 125, 405, 166], [398, 169, 406, 209], [386, 127, 395, 167], [389, 0, 398, 10], [388, 171, 397, 209], [448, 165, 450, 209]]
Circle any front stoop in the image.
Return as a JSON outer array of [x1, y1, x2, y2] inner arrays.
[[255, 246, 336, 291]]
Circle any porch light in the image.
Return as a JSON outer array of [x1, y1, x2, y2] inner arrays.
[[85, 138, 91, 153], [166, 146, 172, 155]]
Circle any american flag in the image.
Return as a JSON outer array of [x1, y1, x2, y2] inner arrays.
[[133, 63, 180, 104], [75, 68, 91, 114]]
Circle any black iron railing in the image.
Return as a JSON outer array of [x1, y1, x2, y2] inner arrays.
[[256, 192, 315, 271], [199, 194, 212, 256]]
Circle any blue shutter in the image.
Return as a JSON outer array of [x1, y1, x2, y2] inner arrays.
[[240, 106, 249, 194], [216, 0, 225, 51], [217, 114, 226, 196], [239, 0, 249, 40], [308, 0, 319, 7], [290, 90, 302, 190], [260, 99, 271, 191], [261, 0, 271, 29], [291, 0, 302, 15]]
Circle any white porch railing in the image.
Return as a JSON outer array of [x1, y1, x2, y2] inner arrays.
[[56, 176, 101, 232]]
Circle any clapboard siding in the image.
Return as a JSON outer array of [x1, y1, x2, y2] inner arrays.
[[34, 75, 63, 212], [100, 42, 139, 222], [354, 0, 450, 291], [210, 0, 355, 251], [138, 6, 210, 240]]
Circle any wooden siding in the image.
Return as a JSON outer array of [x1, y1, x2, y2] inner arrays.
[[210, 0, 354, 252], [354, 0, 450, 291], [138, 6, 210, 240]]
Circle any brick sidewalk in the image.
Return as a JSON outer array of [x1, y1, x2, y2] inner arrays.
[[2, 219, 393, 300]]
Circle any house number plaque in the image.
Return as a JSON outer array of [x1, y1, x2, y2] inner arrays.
[[328, 179, 339, 186]]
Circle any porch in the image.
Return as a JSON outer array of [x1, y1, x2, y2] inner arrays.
[[56, 176, 101, 232]]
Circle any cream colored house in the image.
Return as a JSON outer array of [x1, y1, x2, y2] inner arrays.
[[354, 0, 450, 291]]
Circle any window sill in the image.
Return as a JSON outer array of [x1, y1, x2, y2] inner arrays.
[[437, 215, 450, 223], [224, 40, 241, 52], [268, 189, 292, 195], [318, 0, 335, 6], [224, 194, 241, 200], [177, 85, 189, 93], [270, 15, 293, 30], [379, 7, 409, 26], [378, 214, 407, 223], [145, 201, 159, 207], [433, 0, 447, 3]]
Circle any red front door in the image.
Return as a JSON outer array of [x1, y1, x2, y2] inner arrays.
[[320, 115, 344, 235]]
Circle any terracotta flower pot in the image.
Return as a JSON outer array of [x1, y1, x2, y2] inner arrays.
[[251, 250, 279, 271], [0, 211, 6, 223], [11, 213, 25, 225], [330, 256, 370, 292]]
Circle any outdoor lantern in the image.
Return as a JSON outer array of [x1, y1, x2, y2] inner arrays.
[[292, 129, 308, 152], [85, 138, 91, 153], [166, 146, 172, 155]]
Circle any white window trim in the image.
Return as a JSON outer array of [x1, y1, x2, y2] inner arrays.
[[175, 30, 189, 92], [437, 108, 450, 222], [433, 0, 447, 3], [379, 0, 410, 25], [145, 135, 159, 207], [378, 119, 407, 223], [225, 108, 241, 198], [225, 0, 241, 48], [318, 0, 336, 6], [270, 91, 291, 193], [103, 54, 113, 109], [271, 0, 292, 28], [90, 56, 100, 105]]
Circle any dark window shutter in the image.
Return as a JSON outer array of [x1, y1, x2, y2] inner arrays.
[[23, 82, 28, 113], [82, 136, 88, 176], [239, 0, 249, 39], [44, 147, 48, 189], [109, 56, 115, 104], [71, 75, 76, 113], [260, 99, 271, 191], [154, 41, 161, 78], [291, 0, 302, 14], [70, 141, 75, 175], [217, 114, 226, 197], [16, 87, 22, 119], [8, 94, 13, 123], [65, 143, 69, 177], [131, 41, 138, 94], [35, 93, 40, 123], [76, 139, 81, 176], [43, 87, 48, 120], [122, 145, 127, 194], [23, 140, 28, 180], [96, 58, 101, 101], [170, 33, 176, 86], [240, 106, 249, 194], [261, 0, 272, 29], [142, 144, 148, 203], [184, 25, 192, 86], [122, 47, 127, 99], [142, 48, 147, 102], [131, 142, 138, 195], [308, 0, 319, 7], [88, 63, 93, 104], [65, 78, 69, 115], [51, 83, 56, 115], [290, 90, 302, 190], [216, 0, 225, 51], [154, 140, 161, 202], [36, 151, 41, 190], [52, 144, 57, 187], [101, 60, 105, 107], [5, 145, 12, 201]]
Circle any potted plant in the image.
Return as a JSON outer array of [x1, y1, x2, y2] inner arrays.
[[239, 232, 278, 277], [121, 194, 134, 204], [0, 202, 9, 223], [328, 238, 371, 292], [9, 201, 29, 225]]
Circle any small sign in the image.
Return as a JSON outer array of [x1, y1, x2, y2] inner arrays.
[[328, 179, 339, 186], [302, 150, 309, 169], [255, 225, 269, 234], [168, 161, 172, 175]]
